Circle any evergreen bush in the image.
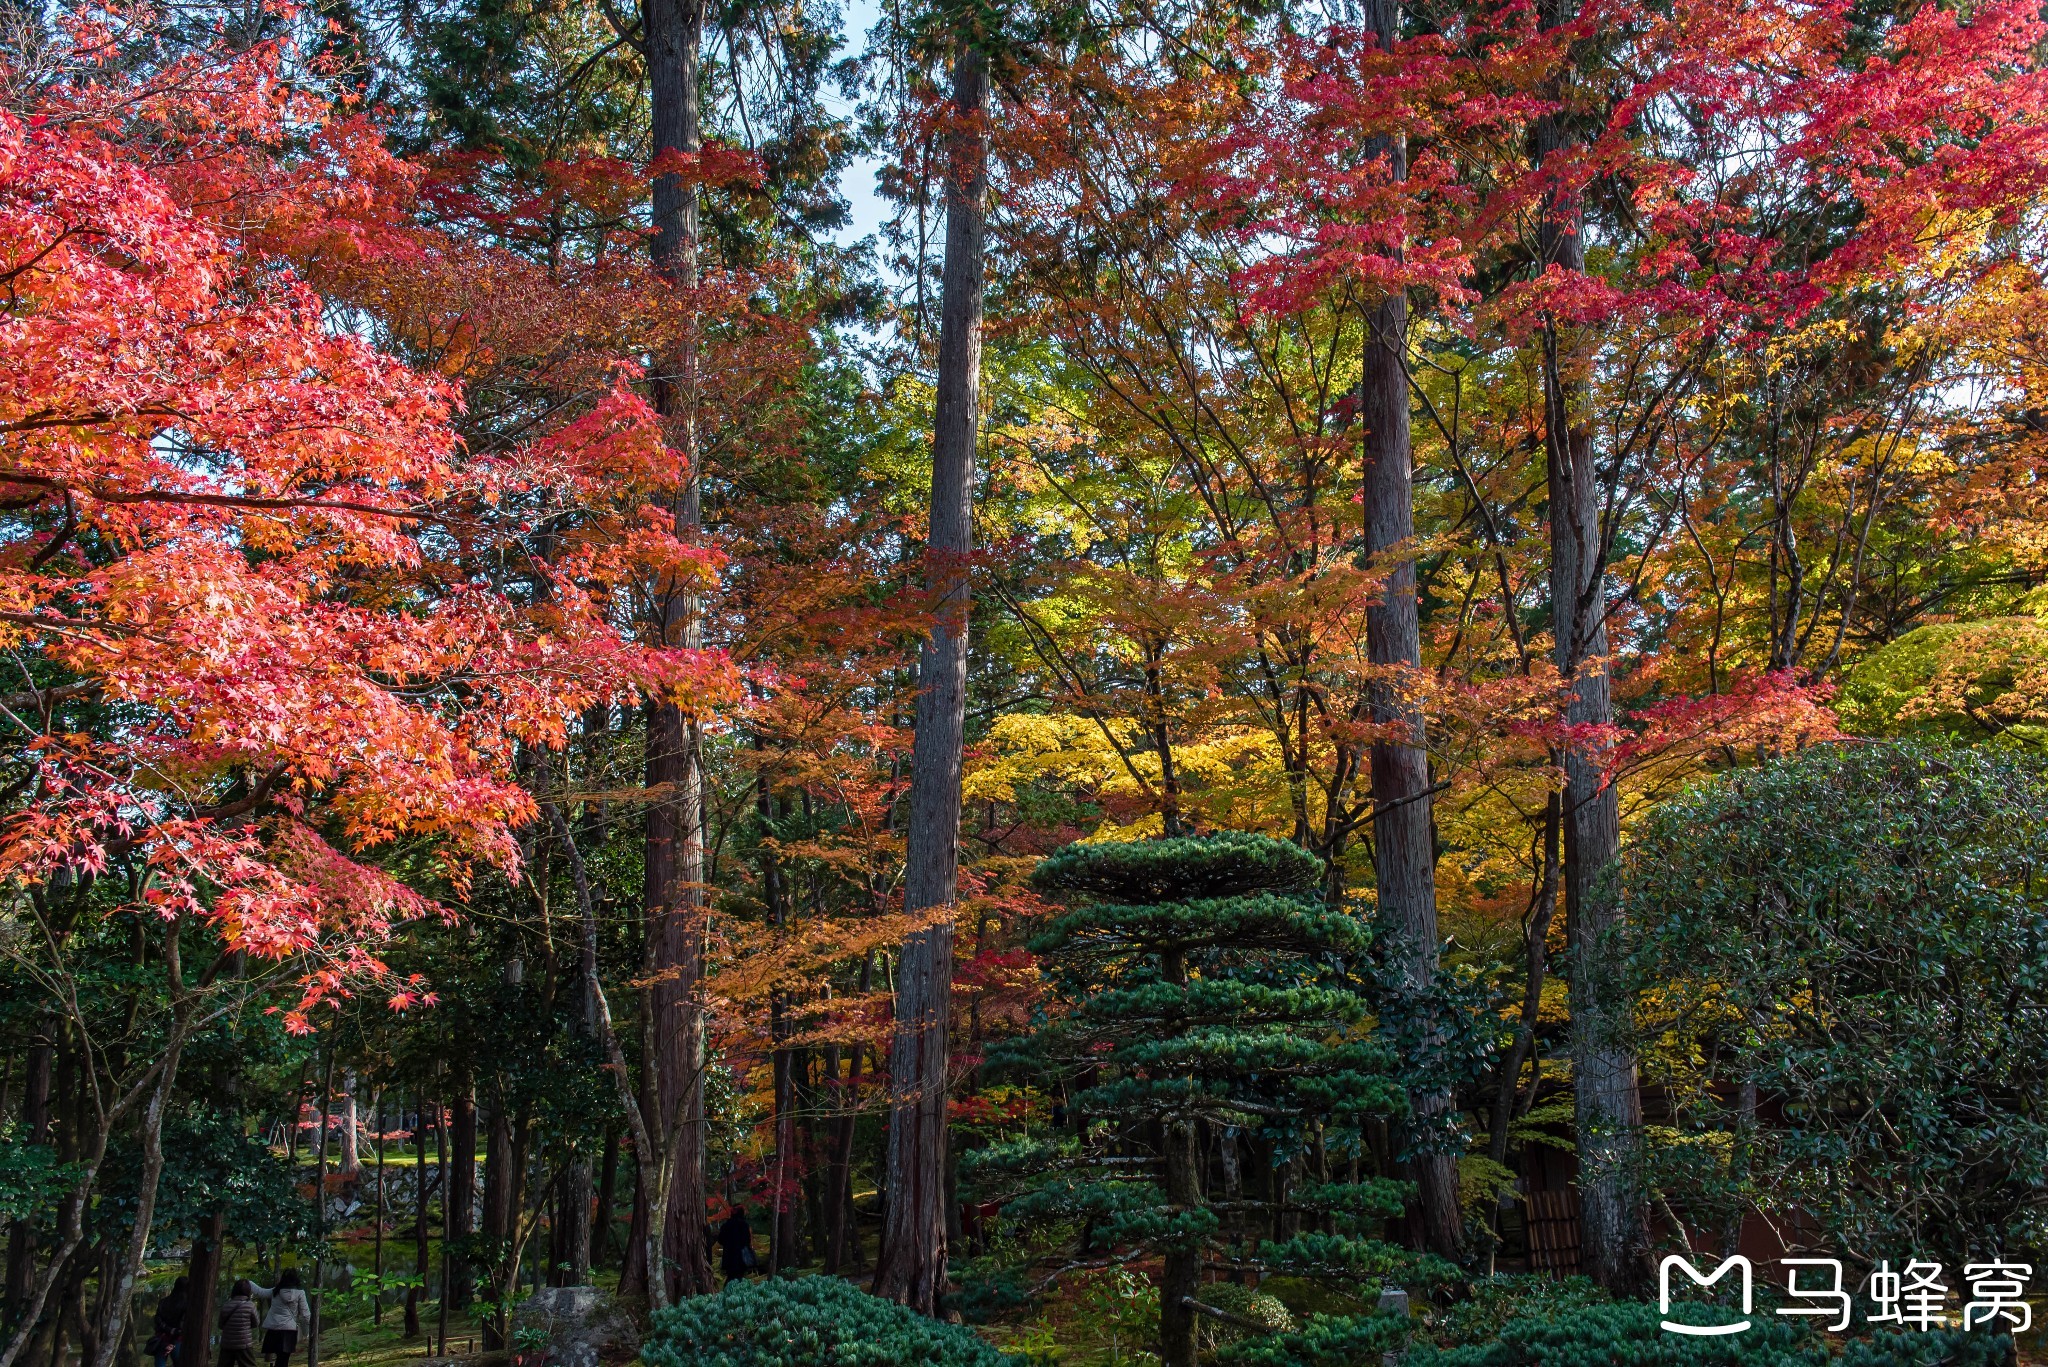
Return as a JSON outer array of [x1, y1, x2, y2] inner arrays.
[[639, 1275, 1018, 1367]]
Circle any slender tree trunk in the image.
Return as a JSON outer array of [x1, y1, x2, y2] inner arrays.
[[875, 36, 990, 1317], [338, 1072, 360, 1178], [592, 1129, 620, 1271], [1535, 44, 1648, 1291], [480, 1103, 514, 1349], [619, 1162, 649, 1298], [1357, 0, 1460, 1263], [1489, 795, 1560, 1166], [309, 1051, 336, 1367], [544, 802, 673, 1312], [823, 1041, 861, 1275], [85, 1032, 184, 1367], [373, 1091, 386, 1326], [759, 771, 801, 1274], [406, 1095, 426, 1340], [435, 1096, 449, 1357], [561, 921, 599, 1287], [642, 0, 715, 1301]]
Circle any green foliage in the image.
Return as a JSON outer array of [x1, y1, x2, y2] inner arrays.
[[1028, 832, 1321, 902], [1211, 1311, 1406, 1366], [99, 1106, 306, 1249], [1061, 1266, 1161, 1366], [639, 1275, 1019, 1367], [1406, 1302, 2009, 1367], [1617, 741, 2048, 1259], [1424, 1276, 1611, 1348], [0, 1123, 76, 1224]]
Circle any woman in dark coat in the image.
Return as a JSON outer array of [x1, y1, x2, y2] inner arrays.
[[715, 1206, 754, 1286], [149, 1276, 188, 1367]]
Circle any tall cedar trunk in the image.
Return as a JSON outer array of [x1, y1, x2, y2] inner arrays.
[[1357, 0, 1460, 1263], [3, 1023, 52, 1321], [1535, 46, 1648, 1292], [448, 1085, 476, 1306], [642, 0, 715, 1303], [563, 1162, 594, 1285], [875, 37, 990, 1315]]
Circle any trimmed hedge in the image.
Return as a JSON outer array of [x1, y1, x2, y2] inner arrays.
[[639, 1276, 1018, 1367]]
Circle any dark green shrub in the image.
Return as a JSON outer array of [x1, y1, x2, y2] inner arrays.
[[1617, 741, 2048, 1260], [1406, 1301, 2010, 1367], [639, 1276, 1018, 1367]]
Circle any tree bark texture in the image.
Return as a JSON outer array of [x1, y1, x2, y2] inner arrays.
[[642, 0, 715, 1304], [180, 1212, 223, 1367], [874, 37, 990, 1316], [1536, 73, 1649, 1294]]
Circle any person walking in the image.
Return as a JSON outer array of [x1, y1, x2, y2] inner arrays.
[[715, 1206, 754, 1288], [149, 1277, 188, 1367], [253, 1269, 311, 1367], [218, 1281, 263, 1367]]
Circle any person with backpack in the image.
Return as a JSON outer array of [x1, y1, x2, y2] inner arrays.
[[218, 1281, 263, 1367]]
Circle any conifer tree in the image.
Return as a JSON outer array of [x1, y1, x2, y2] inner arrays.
[[976, 834, 1424, 1367]]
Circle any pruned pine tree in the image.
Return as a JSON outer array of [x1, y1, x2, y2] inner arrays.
[[977, 834, 1427, 1367]]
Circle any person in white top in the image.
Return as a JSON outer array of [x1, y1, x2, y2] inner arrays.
[[251, 1269, 311, 1367]]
